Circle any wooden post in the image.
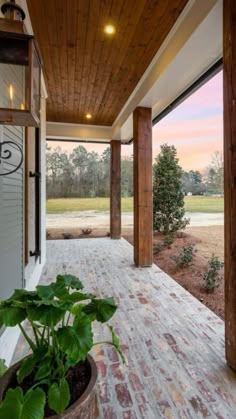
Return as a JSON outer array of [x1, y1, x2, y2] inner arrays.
[[133, 107, 153, 266], [110, 140, 121, 239], [224, 0, 236, 370]]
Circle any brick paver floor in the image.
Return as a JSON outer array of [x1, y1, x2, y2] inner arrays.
[[13, 238, 236, 418]]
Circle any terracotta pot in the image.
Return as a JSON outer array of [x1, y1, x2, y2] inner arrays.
[[0, 354, 98, 419]]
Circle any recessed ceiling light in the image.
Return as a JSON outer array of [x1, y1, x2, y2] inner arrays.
[[104, 24, 115, 35], [85, 113, 92, 119]]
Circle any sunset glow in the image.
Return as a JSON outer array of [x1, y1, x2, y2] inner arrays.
[[152, 71, 223, 171]]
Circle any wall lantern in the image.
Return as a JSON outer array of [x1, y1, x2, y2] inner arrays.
[[0, 0, 42, 127]]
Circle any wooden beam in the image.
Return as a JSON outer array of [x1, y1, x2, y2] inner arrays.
[[133, 107, 153, 266], [224, 0, 236, 370], [110, 141, 121, 239]]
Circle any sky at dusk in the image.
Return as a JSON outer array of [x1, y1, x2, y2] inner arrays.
[[152, 70, 223, 172], [49, 71, 223, 173]]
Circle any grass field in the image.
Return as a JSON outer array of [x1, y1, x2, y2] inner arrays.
[[46, 196, 224, 214], [185, 196, 224, 213]]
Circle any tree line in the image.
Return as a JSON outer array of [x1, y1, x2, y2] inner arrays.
[[46, 145, 133, 199], [46, 144, 223, 199], [181, 151, 223, 196]]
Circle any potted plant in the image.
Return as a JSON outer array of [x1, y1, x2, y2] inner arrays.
[[0, 274, 125, 418]]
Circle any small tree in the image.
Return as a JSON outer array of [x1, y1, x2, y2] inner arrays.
[[202, 255, 224, 290], [153, 144, 189, 233]]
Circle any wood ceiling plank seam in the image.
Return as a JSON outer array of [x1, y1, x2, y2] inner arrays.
[[47, 0, 64, 119], [84, 41, 103, 122], [44, 0, 62, 117], [67, 0, 78, 121], [84, 0, 126, 125], [85, 2, 113, 125], [92, 0, 129, 125], [43, 46, 58, 116], [101, 0, 188, 125], [26, 0, 59, 118], [121, 0, 189, 114], [55, 0, 68, 118], [73, 5, 87, 123], [83, 0, 103, 124], [103, 2, 187, 125], [40, 1, 59, 119], [98, 0, 149, 123], [96, 0, 147, 124], [119, 2, 181, 79], [87, 0, 127, 125], [76, 0, 91, 123], [101, 0, 171, 123], [73, 48, 83, 121], [78, 0, 102, 125], [79, 0, 113, 125], [74, 0, 93, 121]]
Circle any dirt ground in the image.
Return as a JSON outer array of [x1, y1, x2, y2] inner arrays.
[[152, 229, 224, 319], [47, 225, 224, 319]]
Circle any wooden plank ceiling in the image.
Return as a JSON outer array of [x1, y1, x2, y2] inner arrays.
[[27, 0, 188, 126]]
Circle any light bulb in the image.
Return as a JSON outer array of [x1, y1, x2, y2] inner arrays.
[[9, 84, 13, 101], [104, 25, 115, 35]]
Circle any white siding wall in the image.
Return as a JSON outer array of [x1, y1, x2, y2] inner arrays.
[[24, 96, 46, 289], [0, 78, 47, 364], [0, 77, 24, 300]]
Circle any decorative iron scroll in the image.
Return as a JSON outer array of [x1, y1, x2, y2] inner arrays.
[[0, 141, 23, 176]]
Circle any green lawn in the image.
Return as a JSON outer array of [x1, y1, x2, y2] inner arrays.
[[46, 197, 133, 213], [46, 196, 224, 214], [184, 196, 224, 213]]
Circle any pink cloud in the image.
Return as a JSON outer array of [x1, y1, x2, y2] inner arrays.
[[179, 72, 223, 108], [153, 114, 222, 143], [152, 71, 223, 171]]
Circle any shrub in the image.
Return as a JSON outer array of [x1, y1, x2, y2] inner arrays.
[[172, 245, 195, 268], [153, 241, 163, 254], [163, 234, 175, 248], [203, 255, 224, 290]]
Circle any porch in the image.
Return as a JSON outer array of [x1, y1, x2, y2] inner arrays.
[[13, 238, 236, 418]]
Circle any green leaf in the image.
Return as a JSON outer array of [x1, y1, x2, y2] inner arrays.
[[48, 379, 70, 415], [17, 356, 37, 384], [56, 274, 84, 290], [9, 289, 38, 303], [0, 387, 24, 419], [0, 359, 7, 378], [61, 292, 95, 303], [82, 297, 117, 322], [57, 315, 93, 361], [27, 300, 70, 327], [30, 299, 71, 309], [35, 357, 51, 380], [0, 387, 45, 419], [36, 285, 55, 300], [22, 388, 45, 419], [108, 325, 127, 365], [64, 355, 77, 371], [0, 305, 26, 326], [51, 281, 67, 298], [71, 304, 85, 315]]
